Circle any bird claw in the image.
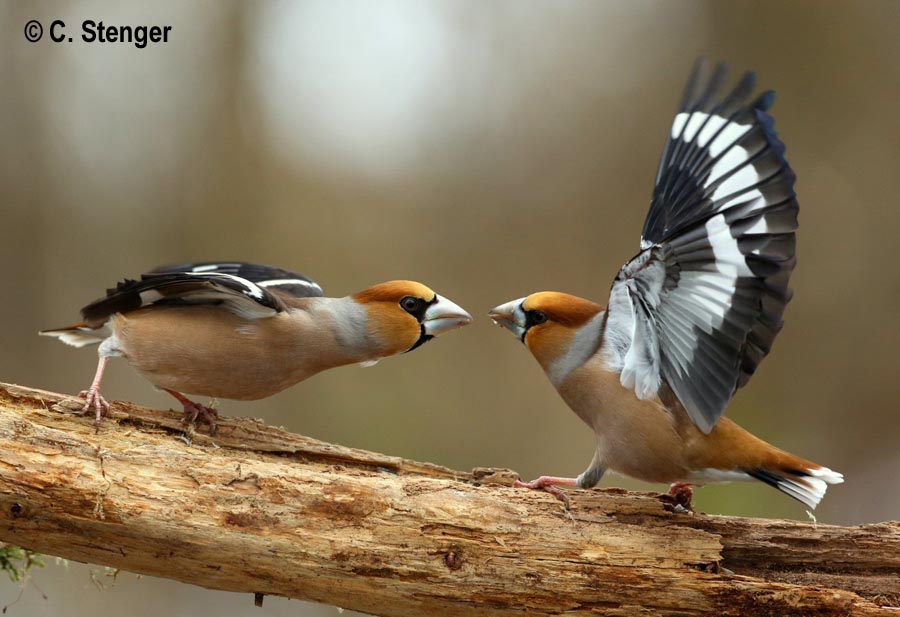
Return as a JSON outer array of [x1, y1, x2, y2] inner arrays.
[[514, 477, 572, 509], [668, 482, 694, 512], [164, 389, 219, 436], [78, 387, 110, 432], [181, 402, 219, 436]]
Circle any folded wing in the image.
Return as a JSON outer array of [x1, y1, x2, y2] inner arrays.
[[150, 261, 324, 298], [80, 261, 323, 326]]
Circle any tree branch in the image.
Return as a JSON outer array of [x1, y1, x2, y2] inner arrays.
[[0, 382, 897, 616]]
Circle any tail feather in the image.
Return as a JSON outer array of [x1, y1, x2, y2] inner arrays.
[[747, 465, 843, 509], [39, 323, 108, 348]]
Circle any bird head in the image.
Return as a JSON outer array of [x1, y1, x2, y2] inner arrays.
[[353, 281, 472, 357], [489, 292, 603, 372]]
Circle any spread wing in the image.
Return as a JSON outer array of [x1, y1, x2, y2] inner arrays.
[[602, 61, 799, 433], [80, 261, 322, 326]]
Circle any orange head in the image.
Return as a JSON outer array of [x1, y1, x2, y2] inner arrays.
[[489, 292, 604, 373], [353, 281, 472, 357]]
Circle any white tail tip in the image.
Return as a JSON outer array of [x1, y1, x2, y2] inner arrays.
[[807, 466, 844, 485], [39, 329, 104, 348], [777, 466, 844, 510]]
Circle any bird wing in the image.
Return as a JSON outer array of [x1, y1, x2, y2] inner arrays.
[[149, 261, 324, 298], [602, 61, 799, 433], [80, 261, 322, 326]]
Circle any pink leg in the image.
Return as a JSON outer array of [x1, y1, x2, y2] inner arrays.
[[164, 389, 219, 436], [514, 476, 579, 508], [79, 356, 111, 432], [668, 482, 694, 511]]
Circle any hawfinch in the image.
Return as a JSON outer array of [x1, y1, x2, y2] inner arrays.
[[489, 62, 842, 510], [41, 262, 472, 433]]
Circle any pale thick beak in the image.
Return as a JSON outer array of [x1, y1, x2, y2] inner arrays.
[[488, 298, 527, 340], [423, 295, 473, 336]]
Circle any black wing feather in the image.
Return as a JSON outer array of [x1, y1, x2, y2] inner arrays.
[[605, 61, 798, 433], [150, 261, 324, 298], [79, 263, 312, 326]]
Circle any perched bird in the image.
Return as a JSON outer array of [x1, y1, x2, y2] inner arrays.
[[489, 61, 843, 510], [42, 262, 472, 433]]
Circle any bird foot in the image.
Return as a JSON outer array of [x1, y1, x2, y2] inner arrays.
[[514, 476, 574, 509], [163, 389, 219, 436], [668, 482, 694, 512], [78, 387, 110, 432], [180, 401, 219, 436]]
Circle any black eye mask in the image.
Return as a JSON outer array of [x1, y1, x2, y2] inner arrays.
[[521, 309, 548, 341], [405, 295, 438, 352]]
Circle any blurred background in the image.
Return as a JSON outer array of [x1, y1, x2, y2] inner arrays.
[[2, 0, 899, 615]]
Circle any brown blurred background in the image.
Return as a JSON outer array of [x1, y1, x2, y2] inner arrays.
[[2, 1, 899, 615]]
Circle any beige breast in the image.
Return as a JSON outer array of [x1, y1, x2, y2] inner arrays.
[[110, 306, 343, 400], [557, 357, 693, 483], [557, 356, 812, 483]]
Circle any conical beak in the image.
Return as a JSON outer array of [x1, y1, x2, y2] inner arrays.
[[488, 298, 527, 340], [423, 295, 473, 336]]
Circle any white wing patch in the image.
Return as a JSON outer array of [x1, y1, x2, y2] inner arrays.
[[600, 283, 633, 372], [138, 290, 164, 304], [671, 111, 752, 158], [177, 263, 324, 299], [619, 299, 661, 400], [670, 111, 760, 208], [184, 271, 266, 300], [191, 263, 232, 273], [607, 254, 666, 400], [141, 272, 280, 320], [259, 278, 323, 293], [711, 165, 762, 203], [705, 214, 754, 278]]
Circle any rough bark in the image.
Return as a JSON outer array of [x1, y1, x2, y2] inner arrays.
[[0, 382, 897, 616]]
